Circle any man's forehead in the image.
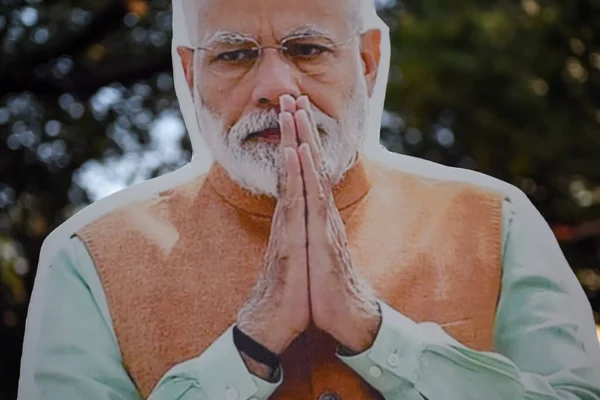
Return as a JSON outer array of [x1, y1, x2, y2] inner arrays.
[[185, 0, 355, 43], [204, 24, 336, 46]]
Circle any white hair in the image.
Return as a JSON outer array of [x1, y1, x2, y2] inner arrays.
[[181, 0, 376, 44], [351, 0, 377, 31]]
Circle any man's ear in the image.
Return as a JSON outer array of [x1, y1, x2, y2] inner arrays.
[[359, 29, 381, 97], [176, 46, 195, 94]]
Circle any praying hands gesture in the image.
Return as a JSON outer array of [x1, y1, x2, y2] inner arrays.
[[236, 95, 382, 379]]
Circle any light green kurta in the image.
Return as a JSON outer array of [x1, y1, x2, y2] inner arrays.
[[32, 199, 600, 400]]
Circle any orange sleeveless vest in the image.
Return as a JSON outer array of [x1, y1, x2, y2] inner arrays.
[[77, 156, 503, 399]]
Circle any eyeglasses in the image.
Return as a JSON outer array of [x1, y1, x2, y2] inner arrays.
[[194, 33, 360, 78]]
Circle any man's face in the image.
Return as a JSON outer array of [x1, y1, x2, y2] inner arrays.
[[178, 0, 380, 197]]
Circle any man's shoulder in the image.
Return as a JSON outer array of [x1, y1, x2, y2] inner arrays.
[[366, 150, 523, 202], [82, 170, 207, 228], [40, 167, 211, 262]]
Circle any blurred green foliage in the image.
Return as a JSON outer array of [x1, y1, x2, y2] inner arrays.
[[1, 0, 600, 398]]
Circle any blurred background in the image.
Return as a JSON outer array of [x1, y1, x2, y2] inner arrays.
[[1, 0, 600, 398]]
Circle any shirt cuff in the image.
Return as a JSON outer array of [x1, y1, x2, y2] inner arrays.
[[152, 325, 282, 400], [335, 300, 425, 396]]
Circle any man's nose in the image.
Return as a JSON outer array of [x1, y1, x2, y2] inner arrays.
[[250, 51, 301, 107]]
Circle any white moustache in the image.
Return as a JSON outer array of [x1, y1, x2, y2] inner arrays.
[[228, 107, 336, 145]]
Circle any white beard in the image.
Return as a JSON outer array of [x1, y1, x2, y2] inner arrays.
[[192, 71, 369, 198]]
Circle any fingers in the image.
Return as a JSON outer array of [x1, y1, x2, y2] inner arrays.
[[280, 94, 297, 114], [278, 95, 321, 164], [279, 112, 297, 150], [278, 94, 329, 205], [296, 96, 316, 132], [294, 96, 323, 171], [279, 95, 298, 155], [278, 147, 305, 246], [277, 95, 304, 224], [298, 143, 331, 254], [298, 143, 324, 202], [295, 95, 310, 112], [278, 95, 299, 195], [294, 110, 322, 169], [283, 147, 303, 202]]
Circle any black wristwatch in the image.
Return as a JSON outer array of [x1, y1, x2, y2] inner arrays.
[[232, 325, 282, 382]]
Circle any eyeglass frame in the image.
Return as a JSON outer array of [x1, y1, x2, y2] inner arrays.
[[191, 30, 366, 73]]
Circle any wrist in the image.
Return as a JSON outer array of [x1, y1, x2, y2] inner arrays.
[[233, 324, 282, 370], [235, 322, 289, 355], [239, 351, 274, 381], [335, 301, 382, 354], [346, 314, 381, 353]]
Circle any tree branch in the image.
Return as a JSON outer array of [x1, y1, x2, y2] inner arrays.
[[0, 0, 129, 74], [0, 47, 172, 100]]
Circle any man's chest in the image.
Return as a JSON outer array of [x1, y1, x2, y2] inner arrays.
[[84, 179, 502, 398]]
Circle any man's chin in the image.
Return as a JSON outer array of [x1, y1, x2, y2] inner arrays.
[[221, 157, 280, 197]]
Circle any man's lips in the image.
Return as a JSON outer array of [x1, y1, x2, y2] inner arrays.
[[245, 127, 325, 144], [246, 128, 282, 143]]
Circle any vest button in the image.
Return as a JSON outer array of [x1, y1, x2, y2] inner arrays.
[[318, 392, 341, 400]]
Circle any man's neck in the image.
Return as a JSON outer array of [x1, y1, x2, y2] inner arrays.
[[205, 153, 372, 217]]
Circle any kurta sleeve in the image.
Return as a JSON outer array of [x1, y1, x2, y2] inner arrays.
[[31, 237, 282, 400], [337, 194, 600, 400]]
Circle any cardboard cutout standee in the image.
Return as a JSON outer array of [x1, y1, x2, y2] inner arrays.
[[18, 2, 391, 397], [18, 1, 600, 399]]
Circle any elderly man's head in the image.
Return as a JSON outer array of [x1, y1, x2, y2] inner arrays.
[[177, 0, 380, 197]]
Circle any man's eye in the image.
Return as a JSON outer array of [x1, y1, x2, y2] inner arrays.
[[215, 49, 258, 62], [286, 43, 329, 58]]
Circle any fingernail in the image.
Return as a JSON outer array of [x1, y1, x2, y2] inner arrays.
[[296, 109, 308, 121], [299, 142, 310, 154], [299, 96, 310, 110]]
